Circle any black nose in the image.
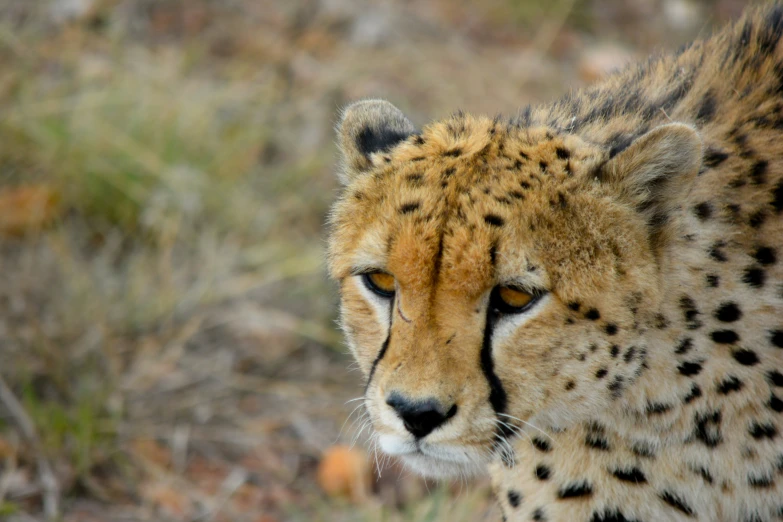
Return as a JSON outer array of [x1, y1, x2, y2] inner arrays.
[[385, 392, 457, 438]]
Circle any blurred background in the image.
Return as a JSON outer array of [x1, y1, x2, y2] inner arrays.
[[0, 0, 754, 520]]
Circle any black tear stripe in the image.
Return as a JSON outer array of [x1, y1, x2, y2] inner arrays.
[[364, 333, 390, 394], [482, 310, 511, 445], [364, 301, 394, 394]]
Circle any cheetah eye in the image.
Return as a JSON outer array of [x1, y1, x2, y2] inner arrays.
[[362, 271, 396, 298], [490, 285, 543, 314]]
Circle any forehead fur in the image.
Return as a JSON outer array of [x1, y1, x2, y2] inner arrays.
[[328, 114, 634, 300]]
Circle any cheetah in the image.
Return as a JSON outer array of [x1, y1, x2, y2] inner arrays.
[[328, 4, 783, 521]]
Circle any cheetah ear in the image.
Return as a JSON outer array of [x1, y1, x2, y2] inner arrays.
[[336, 99, 416, 184], [597, 123, 702, 223]]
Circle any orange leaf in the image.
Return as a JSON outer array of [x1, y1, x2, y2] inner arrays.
[[316, 445, 371, 503], [0, 184, 61, 236]]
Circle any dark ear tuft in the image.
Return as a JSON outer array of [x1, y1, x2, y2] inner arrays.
[[336, 99, 415, 184], [356, 126, 411, 158]]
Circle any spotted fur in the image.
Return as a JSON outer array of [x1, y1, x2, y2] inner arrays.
[[328, 4, 783, 521]]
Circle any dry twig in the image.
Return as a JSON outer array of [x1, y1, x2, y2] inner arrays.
[[0, 374, 60, 520]]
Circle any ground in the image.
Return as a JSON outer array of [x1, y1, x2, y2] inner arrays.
[[0, 0, 750, 520]]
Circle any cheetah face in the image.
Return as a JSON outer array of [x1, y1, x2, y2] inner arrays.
[[328, 100, 702, 477]]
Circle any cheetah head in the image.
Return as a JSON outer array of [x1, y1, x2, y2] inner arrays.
[[328, 100, 702, 477]]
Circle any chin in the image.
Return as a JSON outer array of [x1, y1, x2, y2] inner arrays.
[[400, 453, 485, 478], [378, 433, 489, 479]]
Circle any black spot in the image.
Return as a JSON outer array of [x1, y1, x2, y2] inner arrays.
[[555, 147, 571, 159], [595, 367, 608, 379], [567, 301, 581, 311], [748, 473, 775, 489], [655, 313, 670, 329], [696, 92, 716, 122], [539, 160, 548, 172], [691, 465, 713, 484], [443, 167, 456, 176], [630, 441, 656, 459], [520, 180, 531, 189], [694, 409, 723, 448], [754, 246, 777, 265], [507, 490, 522, 508], [770, 330, 783, 349], [680, 296, 702, 330], [622, 346, 637, 363], [611, 467, 647, 484], [565, 380, 576, 391], [750, 160, 769, 185], [610, 345, 620, 358], [717, 376, 743, 394], [684, 383, 702, 404], [769, 393, 783, 413], [585, 308, 601, 320], [706, 274, 720, 287], [749, 210, 767, 228], [675, 338, 693, 355], [585, 433, 611, 451], [509, 190, 525, 200], [398, 202, 420, 214], [484, 214, 504, 227], [443, 147, 462, 157], [557, 480, 593, 499], [759, 5, 783, 54], [589, 509, 642, 522], [532, 508, 547, 521], [646, 402, 671, 415], [734, 18, 753, 59], [693, 202, 712, 220], [488, 244, 499, 271], [708, 242, 728, 262], [405, 173, 423, 185], [743, 266, 766, 288], [703, 147, 729, 168], [678, 361, 703, 377], [535, 464, 551, 480], [605, 323, 618, 336], [732, 349, 759, 366], [714, 302, 742, 322], [774, 180, 783, 212], [749, 421, 778, 439], [769, 370, 783, 387], [608, 376, 625, 398], [658, 490, 695, 516], [357, 127, 411, 156], [711, 330, 739, 344], [532, 437, 551, 452]]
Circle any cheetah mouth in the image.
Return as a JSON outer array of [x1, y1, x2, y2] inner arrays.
[[378, 434, 488, 478]]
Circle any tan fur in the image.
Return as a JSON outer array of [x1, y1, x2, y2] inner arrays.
[[329, 5, 783, 521]]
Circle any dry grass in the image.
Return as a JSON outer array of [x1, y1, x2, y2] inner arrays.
[[0, 0, 740, 520]]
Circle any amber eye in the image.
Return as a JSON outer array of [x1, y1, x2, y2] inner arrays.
[[490, 285, 541, 314], [362, 271, 396, 298]]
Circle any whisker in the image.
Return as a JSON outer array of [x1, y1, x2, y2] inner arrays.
[[498, 412, 553, 440], [335, 399, 368, 443]]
